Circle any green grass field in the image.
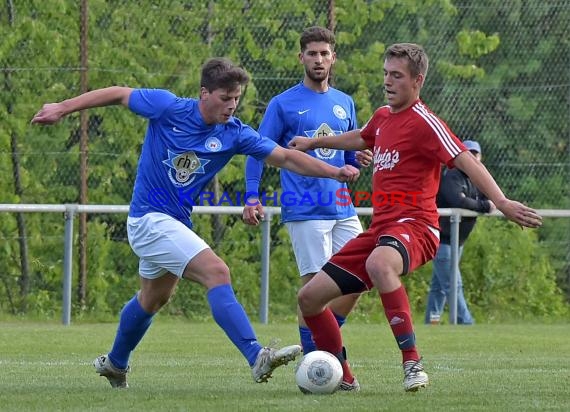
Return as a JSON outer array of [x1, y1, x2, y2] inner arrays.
[[0, 319, 568, 411]]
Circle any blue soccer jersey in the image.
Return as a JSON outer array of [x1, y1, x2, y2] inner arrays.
[[246, 82, 358, 222], [128, 88, 276, 228]]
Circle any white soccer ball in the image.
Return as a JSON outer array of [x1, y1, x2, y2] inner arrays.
[[295, 350, 343, 394]]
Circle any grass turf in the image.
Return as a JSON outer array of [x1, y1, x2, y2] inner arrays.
[[0, 320, 568, 411]]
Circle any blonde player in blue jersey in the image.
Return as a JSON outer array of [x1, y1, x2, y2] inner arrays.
[[31, 57, 360, 389], [242, 27, 370, 391]]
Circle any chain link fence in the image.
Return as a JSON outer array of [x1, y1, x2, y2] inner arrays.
[[1, 0, 569, 313]]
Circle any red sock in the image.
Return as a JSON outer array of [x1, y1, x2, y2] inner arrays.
[[380, 285, 420, 363], [304, 308, 354, 383]]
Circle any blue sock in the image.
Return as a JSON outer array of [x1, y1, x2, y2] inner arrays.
[[207, 284, 261, 366], [299, 326, 316, 354], [108, 294, 154, 369], [300, 312, 347, 354]]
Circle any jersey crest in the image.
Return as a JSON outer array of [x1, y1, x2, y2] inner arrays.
[[332, 104, 347, 120], [205, 136, 222, 152], [307, 123, 341, 160], [162, 150, 210, 187]]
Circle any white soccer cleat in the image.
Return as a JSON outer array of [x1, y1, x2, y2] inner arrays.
[[339, 376, 361, 392], [403, 359, 429, 392], [93, 354, 130, 388], [251, 344, 302, 383]]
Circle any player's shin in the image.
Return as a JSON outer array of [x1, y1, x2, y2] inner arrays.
[[303, 308, 355, 383], [207, 284, 261, 364], [379, 285, 420, 363]]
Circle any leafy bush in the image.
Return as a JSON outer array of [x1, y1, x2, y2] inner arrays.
[[369, 218, 570, 324]]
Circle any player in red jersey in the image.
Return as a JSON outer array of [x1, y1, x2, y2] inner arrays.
[[289, 43, 542, 392]]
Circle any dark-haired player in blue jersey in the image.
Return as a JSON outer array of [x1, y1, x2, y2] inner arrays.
[[242, 26, 370, 392], [31, 57, 359, 389]]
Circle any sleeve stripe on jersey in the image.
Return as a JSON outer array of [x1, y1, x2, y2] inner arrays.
[[413, 103, 462, 157]]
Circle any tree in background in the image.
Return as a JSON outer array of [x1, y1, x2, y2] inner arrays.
[[0, 0, 567, 318]]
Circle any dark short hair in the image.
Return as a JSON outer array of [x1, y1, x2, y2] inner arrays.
[[299, 26, 336, 52], [200, 57, 249, 92], [385, 43, 429, 78]]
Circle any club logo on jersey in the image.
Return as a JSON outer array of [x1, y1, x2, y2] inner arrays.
[[306, 123, 341, 160], [374, 146, 400, 172], [205, 136, 222, 152], [162, 150, 210, 187], [332, 104, 347, 120]]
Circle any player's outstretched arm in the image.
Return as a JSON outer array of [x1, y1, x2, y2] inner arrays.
[[453, 151, 542, 228], [31, 86, 133, 125], [289, 129, 367, 152], [265, 146, 360, 183]]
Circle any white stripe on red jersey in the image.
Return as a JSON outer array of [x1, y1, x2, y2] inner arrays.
[[412, 102, 462, 157]]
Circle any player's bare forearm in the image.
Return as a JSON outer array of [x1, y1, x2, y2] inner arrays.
[[31, 86, 133, 125], [267, 147, 338, 177], [289, 129, 367, 152], [265, 146, 359, 182], [453, 151, 542, 228]]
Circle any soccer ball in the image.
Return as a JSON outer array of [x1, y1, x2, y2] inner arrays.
[[295, 350, 343, 394]]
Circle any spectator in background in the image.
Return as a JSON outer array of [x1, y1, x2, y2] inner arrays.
[[242, 26, 370, 383], [425, 140, 495, 325]]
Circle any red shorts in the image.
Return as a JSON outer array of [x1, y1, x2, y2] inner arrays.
[[326, 218, 440, 291]]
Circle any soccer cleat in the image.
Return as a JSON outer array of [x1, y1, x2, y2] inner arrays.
[[93, 354, 130, 388], [251, 344, 302, 383], [339, 376, 361, 392], [403, 359, 429, 392], [335, 346, 360, 392]]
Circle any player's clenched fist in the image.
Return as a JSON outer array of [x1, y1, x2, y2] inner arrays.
[[288, 136, 314, 152], [335, 165, 360, 183]]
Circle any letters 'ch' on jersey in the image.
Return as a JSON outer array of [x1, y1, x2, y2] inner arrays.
[[360, 100, 467, 229], [128, 88, 277, 228], [247, 82, 359, 222]]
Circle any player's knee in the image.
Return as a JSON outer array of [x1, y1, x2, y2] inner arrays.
[[139, 290, 172, 313], [298, 286, 326, 316], [366, 259, 399, 286], [365, 259, 385, 279], [297, 287, 315, 314], [154, 295, 172, 311], [185, 254, 231, 287], [206, 260, 231, 284]]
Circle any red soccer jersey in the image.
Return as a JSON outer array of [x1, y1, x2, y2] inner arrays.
[[360, 99, 466, 229]]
